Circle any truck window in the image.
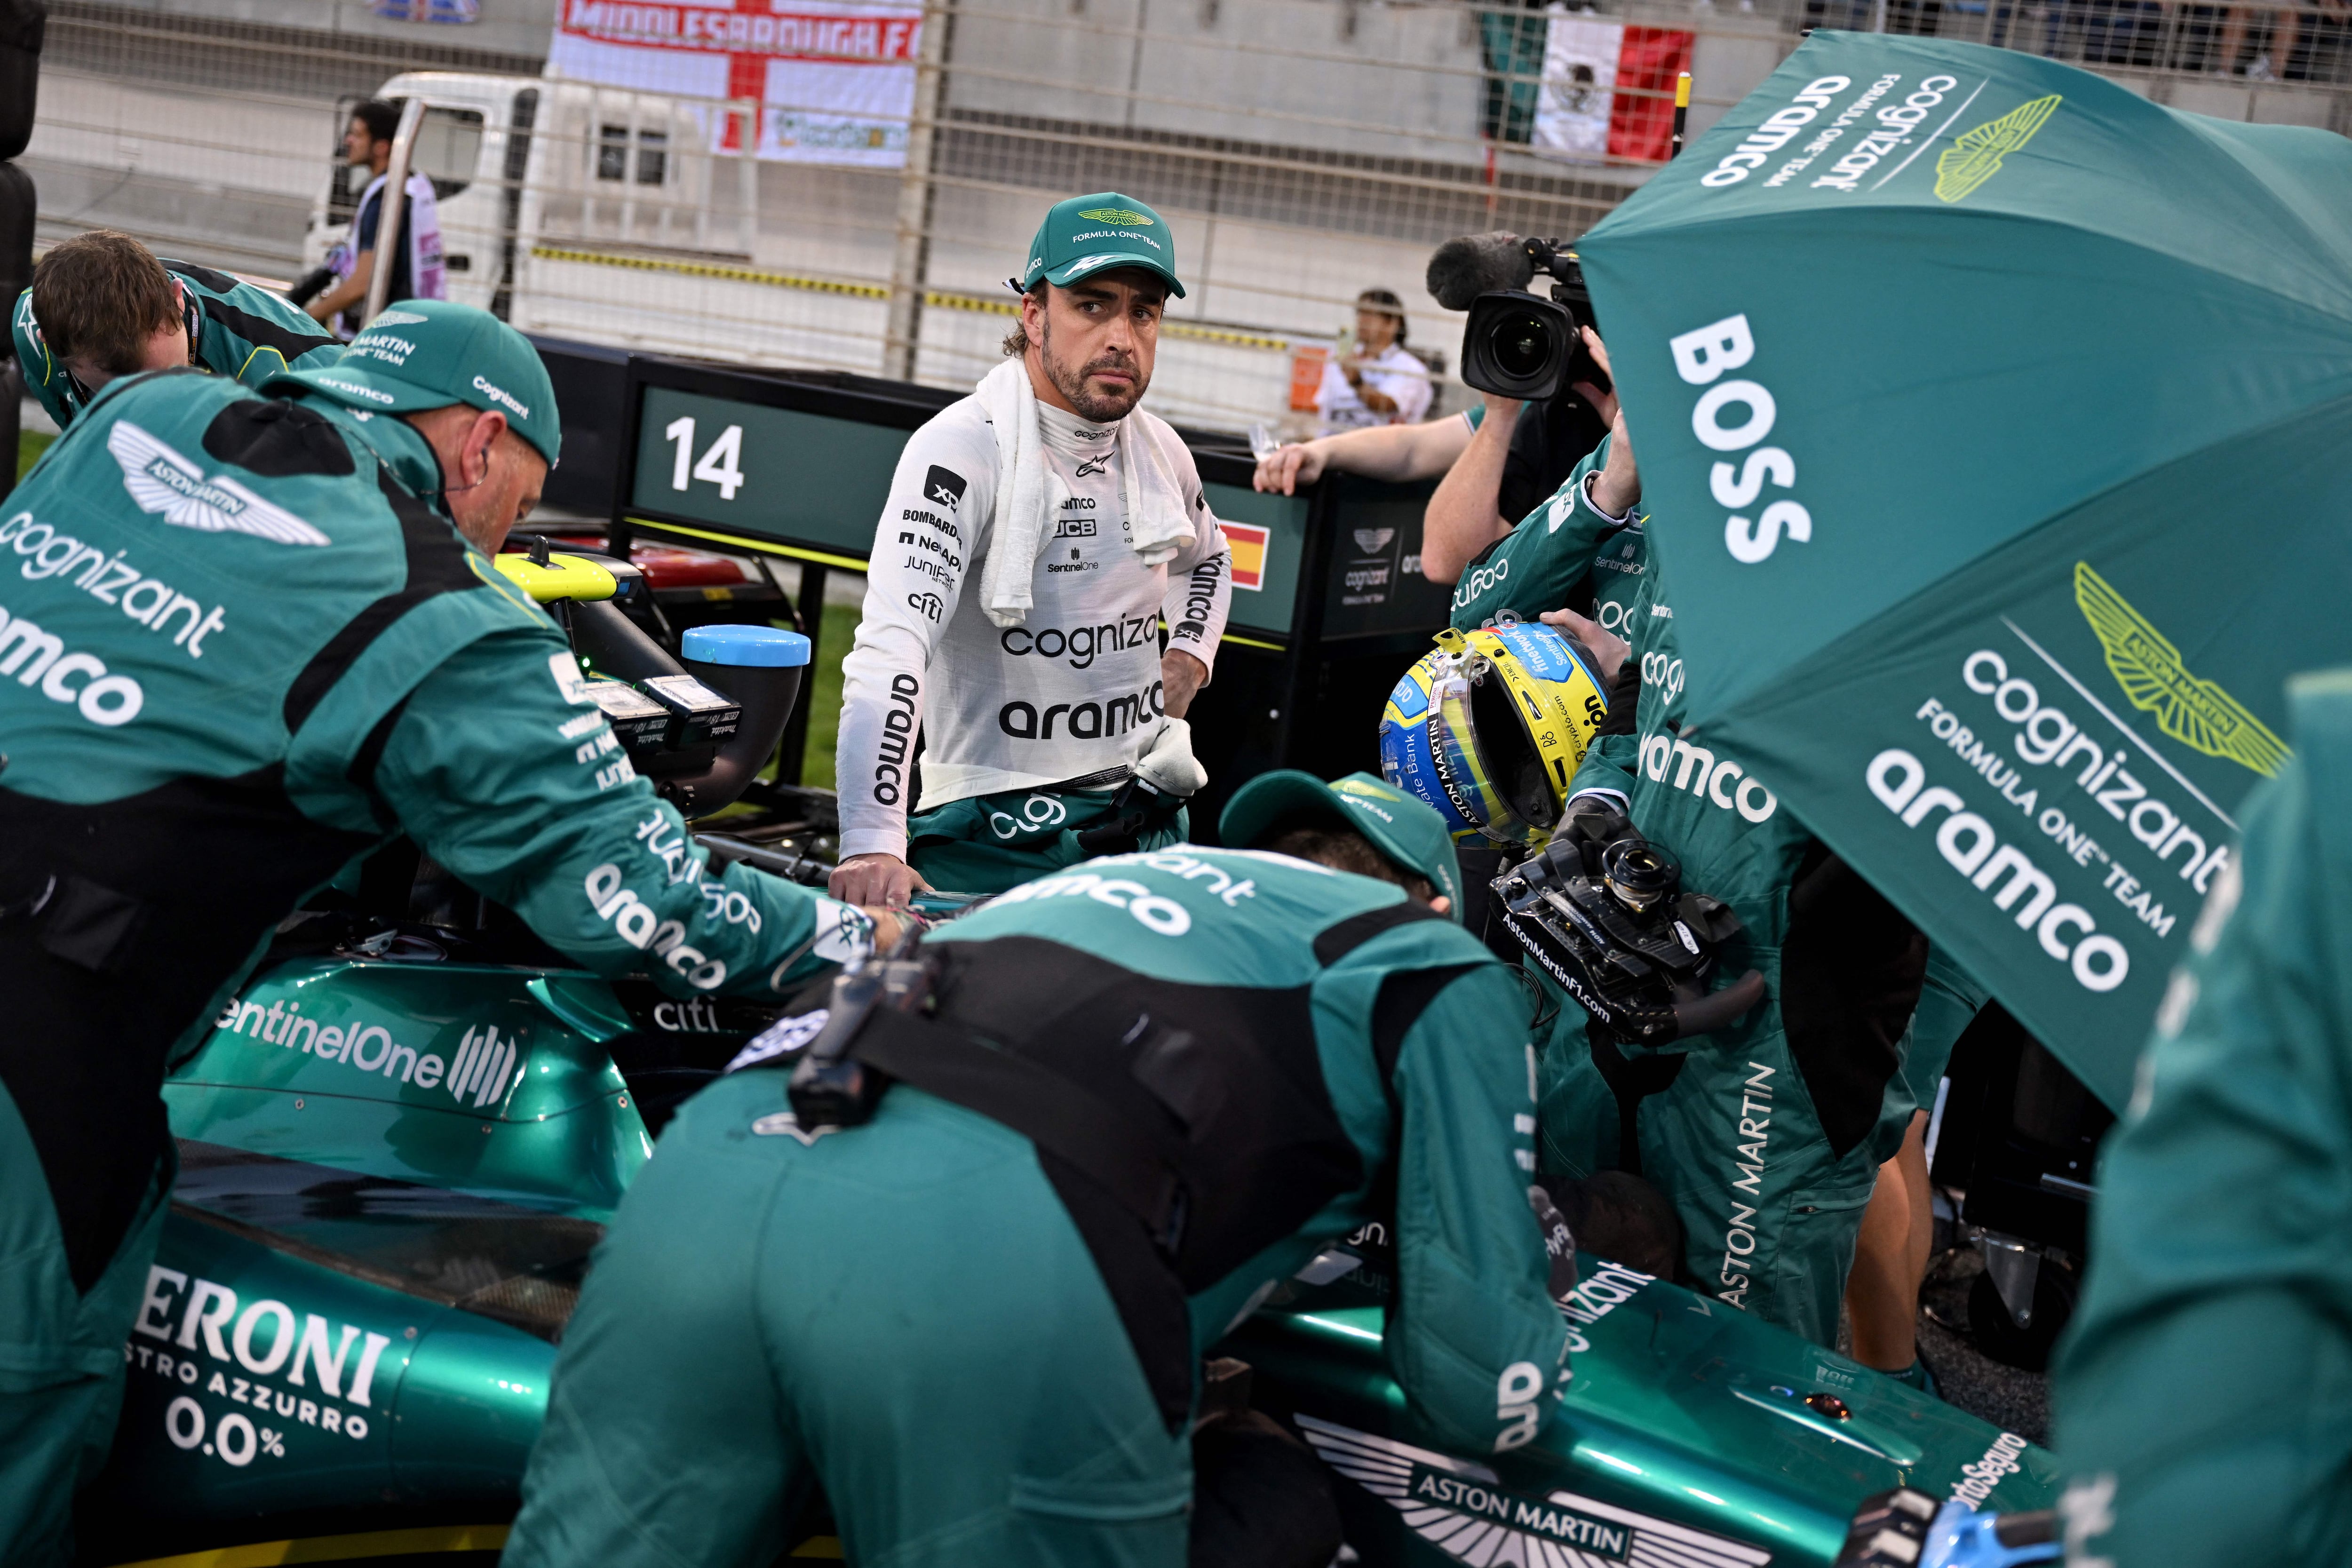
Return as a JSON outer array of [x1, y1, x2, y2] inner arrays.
[[598, 124, 668, 186]]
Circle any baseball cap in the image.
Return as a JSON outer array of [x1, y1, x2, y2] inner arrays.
[[265, 299, 561, 466], [1220, 770, 1463, 922], [1020, 192, 1186, 300]]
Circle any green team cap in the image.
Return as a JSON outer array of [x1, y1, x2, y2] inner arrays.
[[1020, 192, 1185, 299], [1220, 770, 1462, 922], [265, 299, 562, 466]]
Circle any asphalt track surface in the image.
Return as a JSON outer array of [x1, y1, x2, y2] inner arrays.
[[1838, 1243, 2052, 1444]]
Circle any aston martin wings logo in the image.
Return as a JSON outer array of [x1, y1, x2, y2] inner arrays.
[[108, 420, 332, 546], [1075, 207, 1152, 226], [1296, 1415, 1771, 1568], [1935, 94, 2060, 203], [2075, 561, 2288, 777]]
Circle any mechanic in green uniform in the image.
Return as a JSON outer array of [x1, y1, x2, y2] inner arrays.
[[1446, 328, 1927, 1345], [507, 771, 1569, 1568], [0, 301, 885, 1568], [2051, 671, 2352, 1568], [11, 230, 340, 435]]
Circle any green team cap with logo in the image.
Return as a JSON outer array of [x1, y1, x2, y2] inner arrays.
[[1020, 191, 1186, 299], [264, 299, 562, 466], [1220, 769, 1462, 922]]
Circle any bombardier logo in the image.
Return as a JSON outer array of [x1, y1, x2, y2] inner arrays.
[[109, 422, 331, 547], [1298, 1416, 1769, 1568]]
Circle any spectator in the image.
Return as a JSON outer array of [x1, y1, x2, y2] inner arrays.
[[307, 99, 446, 339], [1315, 288, 1431, 432]]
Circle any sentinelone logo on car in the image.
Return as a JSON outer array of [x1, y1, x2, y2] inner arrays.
[[212, 998, 520, 1110]]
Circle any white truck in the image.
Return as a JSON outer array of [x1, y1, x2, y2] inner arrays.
[[302, 72, 1321, 432]]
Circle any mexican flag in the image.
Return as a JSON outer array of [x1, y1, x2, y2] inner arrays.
[[1533, 12, 1694, 163]]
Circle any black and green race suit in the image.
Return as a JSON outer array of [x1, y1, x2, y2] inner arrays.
[[0, 369, 862, 1565], [2053, 673, 2352, 1568], [1534, 553, 1927, 1346], [11, 259, 341, 434], [507, 848, 1569, 1568]]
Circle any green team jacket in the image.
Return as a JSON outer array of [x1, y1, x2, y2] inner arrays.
[[928, 850, 1573, 1453], [2054, 672, 2352, 1568], [0, 367, 865, 1381], [1538, 551, 1932, 1343], [12, 261, 342, 434], [509, 851, 1571, 1568]]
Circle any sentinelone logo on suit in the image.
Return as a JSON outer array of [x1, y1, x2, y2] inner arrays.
[[211, 999, 522, 1110]]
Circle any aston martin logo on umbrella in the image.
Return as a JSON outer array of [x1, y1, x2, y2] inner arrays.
[[2075, 562, 2290, 777], [1296, 1414, 1771, 1568], [1934, 94, 2062, 202]]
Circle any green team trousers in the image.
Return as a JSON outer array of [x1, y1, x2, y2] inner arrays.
[[907, 788, 1189, 898], [507, 1072, 1191, 1568], [0, 1088, 172, 1568]]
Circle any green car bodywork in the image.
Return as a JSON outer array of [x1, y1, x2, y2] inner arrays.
[[88, 950, 2057, 1565]]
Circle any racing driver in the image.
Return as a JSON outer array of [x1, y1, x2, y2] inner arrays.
[[0, 301, 886, 1563], [831, 191, 1231, 906], [12, 230, 342, 434], [508, 772, 1569, 1568]]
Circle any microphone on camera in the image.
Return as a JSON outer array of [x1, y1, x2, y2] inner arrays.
[[1426, 232, 1537, 310]]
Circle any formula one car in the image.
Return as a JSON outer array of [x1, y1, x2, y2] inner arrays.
[[77, 549, 2059, 1567]]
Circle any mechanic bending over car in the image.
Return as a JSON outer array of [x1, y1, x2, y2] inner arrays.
[[11, 230, 341, 434], [831, 191, 1232, 907], [2051, 671, 2352, 1568], [1449, 330, 1968, 1362], [0, 300, 890, 1566], [508, 772, 1571, 1568]]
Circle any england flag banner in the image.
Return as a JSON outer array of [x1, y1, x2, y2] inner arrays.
[[548, 0, 922, 167]]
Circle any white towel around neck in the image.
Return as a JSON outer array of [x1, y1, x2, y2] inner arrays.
[[972, 357, 1197, 629]]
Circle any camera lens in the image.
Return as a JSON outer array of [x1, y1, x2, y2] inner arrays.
[[1488, 310, 1551, 379]]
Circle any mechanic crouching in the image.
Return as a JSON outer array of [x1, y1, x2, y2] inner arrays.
[[830, 191, 1231, 907], [0, 302, 890, 1565], [507, 772, 1569, 1568]]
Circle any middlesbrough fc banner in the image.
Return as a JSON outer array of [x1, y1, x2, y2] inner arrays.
[[548, 0, 922, 167]]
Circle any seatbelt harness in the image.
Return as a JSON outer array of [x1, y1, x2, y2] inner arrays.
[[788, 939, 1188, 1247]]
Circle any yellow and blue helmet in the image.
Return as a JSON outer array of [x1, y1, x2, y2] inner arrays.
[[1379, 619, 1609, 846]]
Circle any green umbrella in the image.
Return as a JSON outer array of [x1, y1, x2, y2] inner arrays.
[[1577, 32, 2352, 1109]]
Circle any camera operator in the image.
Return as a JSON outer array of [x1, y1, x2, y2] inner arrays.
[[1255, 235, 1608, 572]]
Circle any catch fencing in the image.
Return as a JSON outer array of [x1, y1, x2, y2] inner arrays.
[[23, 0, 2352, 433]]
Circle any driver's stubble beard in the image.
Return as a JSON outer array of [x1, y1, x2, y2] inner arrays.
[[1039, 310, 1148, 425]]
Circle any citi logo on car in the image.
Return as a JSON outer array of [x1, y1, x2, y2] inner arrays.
[[211, 999, 522, 1109]]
